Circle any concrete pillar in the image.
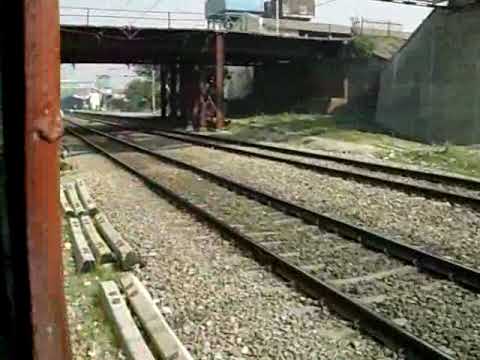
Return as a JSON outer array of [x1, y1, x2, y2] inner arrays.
[[215, 32, 225, 129], [178, 65, 185, 123], [199, 71, 208, 130], [180, 64, 197, 128], [254, 63, 267, 113], [169, 63, 178, 120], [160, 65, 167, 119], [343, 76, 349, 101]]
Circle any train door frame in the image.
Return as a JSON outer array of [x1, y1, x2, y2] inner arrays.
[[2, 1, 72, 359]]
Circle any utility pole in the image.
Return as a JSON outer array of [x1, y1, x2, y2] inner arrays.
[[152, 66, 156, 112], [276, 0, 280, 35]]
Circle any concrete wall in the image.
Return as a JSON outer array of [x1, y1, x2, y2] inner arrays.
[[226, 56, 386, 117], [225, 66, 254, 100], [376, 5, 480, 144], [226, 60, 313, 116], [291, 56, 386, 116]]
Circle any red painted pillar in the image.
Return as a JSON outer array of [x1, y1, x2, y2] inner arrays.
[[3, 0, 72, 359], [215, 32, 225, 129]]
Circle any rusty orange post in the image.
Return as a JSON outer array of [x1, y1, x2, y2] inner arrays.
[[2, 0, 72, 359], [24, 0, 71, 358], [215, 32, 225, 129]]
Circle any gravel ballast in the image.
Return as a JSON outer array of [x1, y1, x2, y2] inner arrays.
[[65, 144, 398, 359], [67, 130, 480, 359], [103, 129, 480, 271]]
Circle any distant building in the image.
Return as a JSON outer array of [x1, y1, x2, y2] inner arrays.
[[89, 90, 102, 110]]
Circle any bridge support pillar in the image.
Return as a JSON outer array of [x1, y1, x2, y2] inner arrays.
[[169, 63, 178, 121], [215, 32, 225, 129], [198, 69, 208, 130], [180, 64, 198, 128], [160, 65, 168, 120]]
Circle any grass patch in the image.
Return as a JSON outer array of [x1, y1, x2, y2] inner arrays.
[[222, 113, 480, 179], [224, 113, 406, 149], [384, 145, 480, 178]]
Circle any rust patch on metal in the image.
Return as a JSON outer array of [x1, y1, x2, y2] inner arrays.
[[23, 0, 72, 358], [34, 110, 64, 143]]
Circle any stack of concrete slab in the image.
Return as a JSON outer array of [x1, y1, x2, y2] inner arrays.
[[100, 273, 194, 360], [61, 180, 141, 273]]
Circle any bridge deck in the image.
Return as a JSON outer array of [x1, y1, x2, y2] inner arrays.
[[61, 26, 349, 65]]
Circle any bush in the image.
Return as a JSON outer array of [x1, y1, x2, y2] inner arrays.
[[352, 36, 375, 58]]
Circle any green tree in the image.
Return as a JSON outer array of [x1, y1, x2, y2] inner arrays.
[[124, 78, 161, 112]]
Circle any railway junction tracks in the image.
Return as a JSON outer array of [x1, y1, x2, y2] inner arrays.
[[73, 115, 480, 208], [65, 117, 480, 359]]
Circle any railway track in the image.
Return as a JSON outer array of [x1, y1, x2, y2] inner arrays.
[[66, 119, 480, 359], [74, 114, 480, 208]]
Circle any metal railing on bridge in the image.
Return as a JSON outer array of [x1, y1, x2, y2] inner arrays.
[[351, 17, 411, 39], [60, 7, 207, 29]]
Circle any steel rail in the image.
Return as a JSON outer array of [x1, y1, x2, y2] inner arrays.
[[74, 116, 480, 207], [164, 129, 480, 191], [65, 118, 480, 292], [156, 130, 480, 207], [66, 124, 454, 360]]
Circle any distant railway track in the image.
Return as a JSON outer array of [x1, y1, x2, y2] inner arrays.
[[66, 118, 480, 359], [73, 115, 480, 208]]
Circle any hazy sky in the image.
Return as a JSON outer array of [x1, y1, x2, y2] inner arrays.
[[60, 0, 431, 88]]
